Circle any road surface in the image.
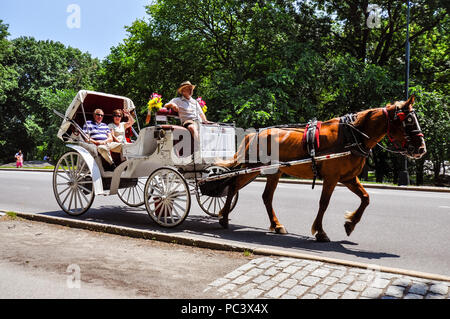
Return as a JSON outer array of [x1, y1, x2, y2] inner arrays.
[[0, 170, 449, 276]]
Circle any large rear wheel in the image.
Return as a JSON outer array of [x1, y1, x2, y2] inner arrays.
[[52, 151, 95, 216], [144, 167, 191, 228]]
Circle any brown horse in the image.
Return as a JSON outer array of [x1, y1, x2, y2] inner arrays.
[[215, 95, 426, 242]]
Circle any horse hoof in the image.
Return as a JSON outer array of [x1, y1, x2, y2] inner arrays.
[[344, 221, 355, 236], [219, 218, 229, 229], [315, 232, 330, 242], [275, 226, 288, 234]]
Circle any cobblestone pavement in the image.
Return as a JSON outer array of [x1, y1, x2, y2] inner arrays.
[[205, 257, 450, 299]]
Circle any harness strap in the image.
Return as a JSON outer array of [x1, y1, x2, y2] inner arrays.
[[302, 119, 322, 189]]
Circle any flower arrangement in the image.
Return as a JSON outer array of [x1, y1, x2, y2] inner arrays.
[[145, 93, 163, 124], [196, 97, 207, 113]]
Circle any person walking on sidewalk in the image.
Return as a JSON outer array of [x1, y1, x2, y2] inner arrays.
[[15, 150, 23, 168]]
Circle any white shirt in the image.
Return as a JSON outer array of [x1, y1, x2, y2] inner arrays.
[[168, 96, 204, 124], [108, 122, 127, 143]]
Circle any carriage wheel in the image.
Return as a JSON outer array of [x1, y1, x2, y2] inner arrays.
[[52, 151, 95, 216], [196, 166, 239, 217], [144, 167, 191, 228], [117, 177, 146, 207]]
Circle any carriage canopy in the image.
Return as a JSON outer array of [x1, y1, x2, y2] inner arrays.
[[57, 90, 136, 141]]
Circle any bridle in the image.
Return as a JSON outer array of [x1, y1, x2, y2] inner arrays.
[[382, 106, 424, 154]]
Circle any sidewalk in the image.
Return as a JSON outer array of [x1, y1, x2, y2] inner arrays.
[[205, 256, 450, 299], [2, 211, 449, 299]]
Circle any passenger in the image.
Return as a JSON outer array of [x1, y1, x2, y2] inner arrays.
[[82, 108, 119, 170], [108, 108, 135, 145], [164, 81, 210, 152]]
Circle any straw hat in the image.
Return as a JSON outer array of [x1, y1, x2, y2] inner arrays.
[[177, 81, 196, 95]]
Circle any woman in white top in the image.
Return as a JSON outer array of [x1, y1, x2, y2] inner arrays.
[[108, 109, 135, 156]]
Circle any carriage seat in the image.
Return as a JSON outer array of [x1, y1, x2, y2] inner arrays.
[[122, 127, 158, 158]]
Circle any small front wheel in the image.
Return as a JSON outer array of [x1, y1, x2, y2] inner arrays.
[[144, 167, 191, 228]]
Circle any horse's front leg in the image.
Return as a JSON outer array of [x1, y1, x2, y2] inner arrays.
[[218, 172, 259, 229], [263, 171, 287, 234], [311, 177, 339, 242], [218, 183, 236, 229], [340, 177, 370, 236]]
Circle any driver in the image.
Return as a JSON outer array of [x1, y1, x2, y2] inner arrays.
[[164, 81, 209, 151]]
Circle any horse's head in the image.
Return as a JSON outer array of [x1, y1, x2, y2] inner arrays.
[[385, 95, 426, 159]]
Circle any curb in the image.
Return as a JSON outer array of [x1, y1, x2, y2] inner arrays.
[[1, 167, 449, 193], [3, 210, 450, 283]]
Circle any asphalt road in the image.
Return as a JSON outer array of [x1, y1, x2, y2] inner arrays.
[[0, 170, 449, 276]]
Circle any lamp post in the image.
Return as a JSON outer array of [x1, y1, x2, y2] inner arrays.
[[398, 0, 410, 186]]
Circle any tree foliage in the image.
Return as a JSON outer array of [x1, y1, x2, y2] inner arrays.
[[1, 2, 448, 185]]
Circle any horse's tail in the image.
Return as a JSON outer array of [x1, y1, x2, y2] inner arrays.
[[215, 132, 258, 169]]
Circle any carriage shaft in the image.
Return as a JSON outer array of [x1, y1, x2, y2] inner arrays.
[[199, 151, 351, 183]]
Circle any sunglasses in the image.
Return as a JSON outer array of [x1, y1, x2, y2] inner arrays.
[[95, 113, 104, 117], [113, 114, 122, 118]]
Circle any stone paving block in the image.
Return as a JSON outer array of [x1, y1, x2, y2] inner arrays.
[[265, 266, 281, 276], [232, 275, 251, 285], [300, 276, 321, 287], [259, 279, 278, 291], [243, 288, 264, 299], [311, 284, 328, 295], [311, 268, 331, 278], [292, 270, 309, 280], [349, 281, 367, 292], [430, 283, 448, 295], [303, 263, 320, 272], [404, 293, 424, 299], [258, 261, 276, 269], [321, 292, 341, 299], [392, 278, 411, 287], [302, 293, 319, 299], [281, 294, 297, 299], [280, 278, 298, 289], [385, 285, 405, 298], [341, 290, 359, 299], [237, 283, 257, 293], [322, 276, 339, 286], [236, 262, 256, 272], [208, 277, 229, 287], [408, 283, 428, 296], [265, 287, 288, 298], [425, 293, 446, 299], [330, 283, 348, 293], [272, 272, 290, 282], [253, 275, 270, 284], [370, 278, 390, 289], [276, 260, 295, 268], [246, 267, 263, 277], [288, 285, 309, 298], [218, 283, 237, 293], [250, 257, 271, 265], [361, 287, 383, 298], [339, 275, 355, 284], [331, 269, 346, 278], [283, 265, 302, 274], [225, 270, 244, 280]]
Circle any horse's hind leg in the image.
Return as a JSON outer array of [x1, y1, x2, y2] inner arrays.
[[311, 177, 339, 242], [340, 177, 370, 236], [263, 171, 287, 234]]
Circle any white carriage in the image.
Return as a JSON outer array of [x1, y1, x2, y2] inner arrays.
[[53, 90, 238, 228]]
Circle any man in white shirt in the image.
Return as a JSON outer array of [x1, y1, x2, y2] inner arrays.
[[164, 81, 209, 150]]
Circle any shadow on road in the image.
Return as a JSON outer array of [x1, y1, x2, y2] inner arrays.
[[40, 206, 399, 261]]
